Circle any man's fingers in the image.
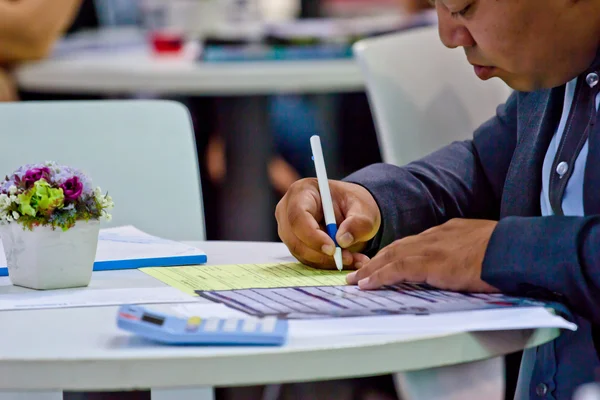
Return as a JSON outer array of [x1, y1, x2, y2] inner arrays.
[[352, 252, 371, 269], [277, 221, 334, 266], [346, 236, 429, 285], [337, 213, 378, 249], [358, 256, 427, 290], [289, 208, 338, 255]]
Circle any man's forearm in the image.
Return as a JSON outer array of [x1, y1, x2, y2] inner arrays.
[[0, 0, 81, 63], [344, 140, 500, 251]]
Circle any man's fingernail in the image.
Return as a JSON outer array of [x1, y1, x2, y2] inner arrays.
[[321, 244, 335, 256], [346, 271, 358, 284], [358, 277, 372, 290], [338, 232, 354, 248]]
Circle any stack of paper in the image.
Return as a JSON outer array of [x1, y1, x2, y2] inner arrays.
[[0, 225, 207, 277]]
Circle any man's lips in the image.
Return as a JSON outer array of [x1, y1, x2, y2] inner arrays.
[[472, 64, 496, 80]]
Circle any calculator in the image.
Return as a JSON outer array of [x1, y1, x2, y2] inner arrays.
[[116, 305, 288, 346]]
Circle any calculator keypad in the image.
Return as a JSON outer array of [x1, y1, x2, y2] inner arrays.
[[260, 317, 277, 333], [185, 317, 202, 332], [242, 319, 258, 332], [223, 318, 239, 332], [204, 317, 220, 332]]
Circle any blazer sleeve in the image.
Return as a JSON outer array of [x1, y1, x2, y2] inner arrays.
[[343, 91, 519, 251], [482, 215, 600, 323]]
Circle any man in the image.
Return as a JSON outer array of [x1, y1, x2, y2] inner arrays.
[[276, 0, 600, 398]]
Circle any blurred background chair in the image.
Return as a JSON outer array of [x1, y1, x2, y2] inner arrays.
[[0, 100, 205, 241], [353, 25, 513, 166]]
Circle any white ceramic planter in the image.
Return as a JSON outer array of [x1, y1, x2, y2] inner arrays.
[[0, 220, 100, 290]]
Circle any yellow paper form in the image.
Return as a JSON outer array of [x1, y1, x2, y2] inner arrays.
[[141, 263, 348, 295]]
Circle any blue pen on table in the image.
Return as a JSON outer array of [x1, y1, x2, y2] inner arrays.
[[310, 135, 343, 271]]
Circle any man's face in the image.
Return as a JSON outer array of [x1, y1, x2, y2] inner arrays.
[[433, 0, 600, 91]]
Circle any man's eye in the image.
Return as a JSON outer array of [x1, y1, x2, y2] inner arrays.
[[451, 4, 472, 18]]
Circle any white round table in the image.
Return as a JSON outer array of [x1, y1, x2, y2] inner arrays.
[[0, 241, 560, 400]]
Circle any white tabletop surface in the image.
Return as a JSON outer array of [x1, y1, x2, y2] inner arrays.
[[0, 241, 559, 392], [14, 28, 365, 96]]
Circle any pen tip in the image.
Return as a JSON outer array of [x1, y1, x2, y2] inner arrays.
[[334, 247, 343, 271]]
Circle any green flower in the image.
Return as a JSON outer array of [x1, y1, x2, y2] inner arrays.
[[17, 189, 35, 217], [17, 179, 64, 217]]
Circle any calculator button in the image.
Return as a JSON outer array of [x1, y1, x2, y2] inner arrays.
[[260, 317, 277, 333], [223, 318, 239, 332], [204, 318, 220, 332], [185, 316, 202, 332], [242, 318, 259, 332]]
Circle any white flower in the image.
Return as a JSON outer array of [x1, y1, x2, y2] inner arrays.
[[11, 211, 19, 220], [0, 194, 10, 209], [101, 210, 112, 222], [8, 185, 16, 195]]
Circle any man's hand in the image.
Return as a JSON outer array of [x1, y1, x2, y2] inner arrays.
[[0, 68, 17, 102], [275, 178, 381, 269], [346, 219, 500, 293]]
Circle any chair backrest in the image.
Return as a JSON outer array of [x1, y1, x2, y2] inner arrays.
[[0, 100, 205, 241], [353, 25, 513, 166]]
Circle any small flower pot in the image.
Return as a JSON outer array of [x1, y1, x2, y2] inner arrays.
[[0, 220, 100, 290]]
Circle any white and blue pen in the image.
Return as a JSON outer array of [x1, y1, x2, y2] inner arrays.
[[310, 135, 343, 271]]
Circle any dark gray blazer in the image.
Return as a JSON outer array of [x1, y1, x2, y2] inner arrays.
[[345, 86, 600, 399]]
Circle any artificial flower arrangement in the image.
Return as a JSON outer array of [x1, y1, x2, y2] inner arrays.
[[0, 162, 113, 230], [0, 162, 114, 290]]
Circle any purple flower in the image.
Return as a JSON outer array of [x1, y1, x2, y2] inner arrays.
[[60, 176, 83, 202], [23, 167, 51, 188]]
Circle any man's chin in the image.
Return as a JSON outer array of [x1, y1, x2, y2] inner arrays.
[[495, 74, 539, 93]]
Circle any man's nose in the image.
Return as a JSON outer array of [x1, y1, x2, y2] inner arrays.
[[437, 10, 476, 49]]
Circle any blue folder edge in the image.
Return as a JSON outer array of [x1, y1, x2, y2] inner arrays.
[[0, 253, 208, 277]]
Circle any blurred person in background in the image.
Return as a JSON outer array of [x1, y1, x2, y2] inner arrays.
[[0, 0, 81, 102], [396, 0, 432, 14], [0, 68, 17, 102]]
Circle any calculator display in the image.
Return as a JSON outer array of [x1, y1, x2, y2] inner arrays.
[[141, 313, 165, 326]]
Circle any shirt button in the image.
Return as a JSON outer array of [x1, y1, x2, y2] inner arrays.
[[536, 383, 548, 396], [556, 161, 569, 177], [587, 72, 599, 88]]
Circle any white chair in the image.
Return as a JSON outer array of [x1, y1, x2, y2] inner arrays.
[[353, 25, 513, 166], [0, 100, 205, 240]]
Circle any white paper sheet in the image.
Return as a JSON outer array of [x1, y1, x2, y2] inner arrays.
[[93, 225, 206, 262], [0, 287, 198, 311], [171, 303, 577, 338]]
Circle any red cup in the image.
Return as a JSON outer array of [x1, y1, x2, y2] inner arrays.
[[150, 31, 184, 54]]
